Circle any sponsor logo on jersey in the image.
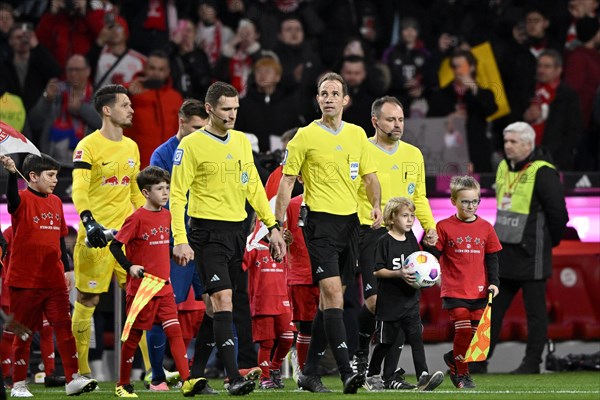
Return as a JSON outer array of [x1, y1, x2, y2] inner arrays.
[[73, 150, 83, 161]]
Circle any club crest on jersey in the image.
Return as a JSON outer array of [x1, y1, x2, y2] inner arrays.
[[241, 171, 249, 184], [73, 150, 83, 161], [407, 182, 416, 195], [128, 158, 135, 167], [173, 149, 183, 165], [349, 162, 359, 180]]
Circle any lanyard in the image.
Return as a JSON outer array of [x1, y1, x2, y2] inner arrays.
[[504, 162, 531, 195]]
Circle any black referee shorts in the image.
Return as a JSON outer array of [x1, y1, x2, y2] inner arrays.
[[188, 218, 245, 295], [358, 225, 387, 299], [302, 211, 359, 286]]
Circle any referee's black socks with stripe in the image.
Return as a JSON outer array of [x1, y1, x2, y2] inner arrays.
[[323, 308, 354, 379], [191, 315, 214, 377], [213, 311, 241, 379], [303, 309, 327, 376], [357, 304, 375, 352]]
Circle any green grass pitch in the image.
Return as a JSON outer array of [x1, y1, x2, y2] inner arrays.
[[15, 372, 600, 399]]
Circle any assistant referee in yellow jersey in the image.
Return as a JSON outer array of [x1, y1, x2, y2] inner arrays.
[[170, 81, 286, 396], [353, 96, 438, 385], [275, 73, 382, 394]]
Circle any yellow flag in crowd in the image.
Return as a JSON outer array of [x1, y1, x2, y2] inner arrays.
[[121, 273, 166, 342], [463, 291, 493, 362], [438, 41, 510, 121]]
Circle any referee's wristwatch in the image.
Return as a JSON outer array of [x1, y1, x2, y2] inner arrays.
[[268, 220, 283, 233]]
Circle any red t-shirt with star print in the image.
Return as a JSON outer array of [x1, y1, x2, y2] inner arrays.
[[115, 207, 173, 297], [435, 215, 502, 299], [7, 189, 68, 289]]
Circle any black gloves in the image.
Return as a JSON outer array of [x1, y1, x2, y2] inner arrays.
[[81, 210, 108, 248]]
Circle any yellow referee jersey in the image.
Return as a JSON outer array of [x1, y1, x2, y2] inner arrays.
[[357, 139, 435, 230], [170, 129, 276, 245], [72, 130, 145, 240], [282, 121, 377, 215]]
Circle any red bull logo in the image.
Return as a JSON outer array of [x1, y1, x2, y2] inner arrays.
[[121, 176, 131, 186], [102, 176, 119, 186]]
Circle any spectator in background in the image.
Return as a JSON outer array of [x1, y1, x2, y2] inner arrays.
[[382, 17, 431, 118], [523, 49, 583, 171], [167, 17, 212, 100], [214, 18, 263, 97], [339, 55, 378, 133], [479, 122, 568, 374], [195, 0, 234, 68], [315, 0, 380, 69], [127, 50, 183, 167], [564, 16, 600, 170], [0, 2, 14, 64], [35, 0, 95, 69], [563, 0, 599, 49], [87, 14, 147, 89], [245, 0, 324, 51], [29, 54, 101, 163], [428, 49, 498, 172], [273, 16, 323, 95], [120, 0, 178, 56], [236, 56, 303, 153], [338, 37, 390, 98]]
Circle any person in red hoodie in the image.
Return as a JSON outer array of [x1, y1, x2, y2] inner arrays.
[[35, 0, 96, 69], [127, 50, 183, 167]]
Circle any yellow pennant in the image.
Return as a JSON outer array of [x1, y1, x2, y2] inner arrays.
[[121, 273, 166, 341], [464, 291, 493, 362]]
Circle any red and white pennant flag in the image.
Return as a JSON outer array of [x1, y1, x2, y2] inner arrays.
[[0, 121, 40, 156]]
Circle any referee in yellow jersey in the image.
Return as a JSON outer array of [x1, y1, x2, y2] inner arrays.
[[170, 81, 286, 396], [353, 96, 438, 387], [275, 73, 382, 394]]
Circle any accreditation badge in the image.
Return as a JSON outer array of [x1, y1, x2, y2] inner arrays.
[[500, 193, 512, 210], [349, 162, 359, 180]]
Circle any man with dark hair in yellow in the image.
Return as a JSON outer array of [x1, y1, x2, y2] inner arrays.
[[170, 81, 286, 396], [71, 84, 146, 378]]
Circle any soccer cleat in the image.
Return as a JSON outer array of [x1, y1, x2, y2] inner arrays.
[[10, 380, 33, 398], [198, 381, 218, 395], [65, 374, 98, 396], [270, 369, 284, 389], [417, 371, 444, 391], [343, 372, 366, 394], [297, 374, 331, 393], [364, 375, 384, 392], [181, 377, 208, 397], [115, 384, 138, 398], [383, 368, 417, 390], [239, 367, 262, 381], [351, 350, 368, 376], [44, 374, 67, 387], [165, 369, 181, 385], [288, 348, 301, 384], [259, 379, 277, 390], [227, 377, 255, 396], [443, 350, 460, 388], [456, 374, 476, 389], [149, 382, 169, 392]]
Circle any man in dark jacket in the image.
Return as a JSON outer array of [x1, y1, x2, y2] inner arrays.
[[486, 121, 568, 374]]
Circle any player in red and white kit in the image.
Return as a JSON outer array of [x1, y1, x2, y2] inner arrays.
[[285, 194, 319, 377], [244, 221, 295, 390], [108, 166, 207, 397], [425, 176, 501, 390], [1, 154, 97, 397]]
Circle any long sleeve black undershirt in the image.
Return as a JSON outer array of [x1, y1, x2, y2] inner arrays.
[[109, 238, 133, 271]]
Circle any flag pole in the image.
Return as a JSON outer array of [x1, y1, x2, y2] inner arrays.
[[0, 153, 29, 182]]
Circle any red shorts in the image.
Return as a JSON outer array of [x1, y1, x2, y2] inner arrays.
[[9, 287, 70, 332], [288, 285, 320, 322], [252, 313, 294, 342], [178, 309, 204, 340], [125, 294, 178, 331], [447, 307, 484, 323]]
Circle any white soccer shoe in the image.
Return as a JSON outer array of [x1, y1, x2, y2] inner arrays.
[[10, 380, 33, 397], [65, 374, 98, 396]]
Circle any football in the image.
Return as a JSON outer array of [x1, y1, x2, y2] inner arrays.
[[403, 251, 441, 289]]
